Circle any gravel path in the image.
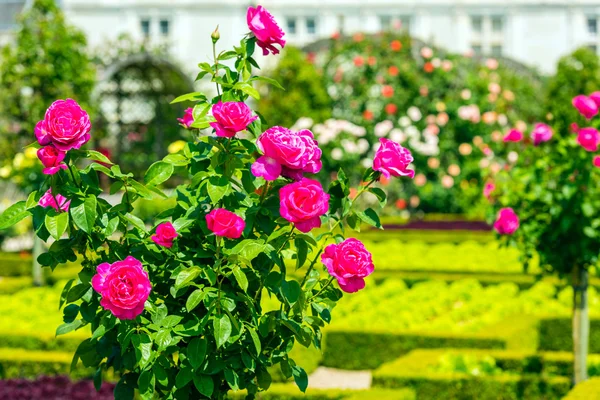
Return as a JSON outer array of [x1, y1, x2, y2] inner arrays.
[[309, 367, 372, 390]]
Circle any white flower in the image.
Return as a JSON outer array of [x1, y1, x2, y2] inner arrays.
[[357, 138, 370, 153], [331, 148, 344, 160], [361, 158, 373, 168], [398, 116, 411, 127], [497, 114, 508, 126], [405, 125, 419, 137], [374, 120, 393, 137], [292, 117, 314, 131], [390, 129, 406, 143], [407, 106, 422, 122], [508, 151, 519, 163], [341, 139, 358, 153]]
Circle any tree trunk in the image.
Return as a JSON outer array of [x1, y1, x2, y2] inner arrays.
[[32, 235, 43, 287], [572, 265, 589, 385]]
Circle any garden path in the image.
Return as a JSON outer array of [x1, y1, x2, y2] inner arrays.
[[309, 367, 372, 389]]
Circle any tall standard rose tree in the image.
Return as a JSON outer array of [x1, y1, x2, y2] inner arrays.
[[0, 7, 414, 400], [490, 93, 600, 385]]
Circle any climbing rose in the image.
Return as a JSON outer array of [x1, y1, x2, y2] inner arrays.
[[483, 182, 495, 199], [493, 207, 519, 235], [38, 189, 70, 212], [503, 129, 523, 143], [35, 99, 91, 151], [321, 238, 374, 293], [572, 95, 598, 119], [252, 126, 322, 181], [373, 138, 415, 179], [590, 92, 600, 108], [206, 209, 245, 239], [247, 6, 286, 55], [210, 102, 258, 138], [577, 127, 600, 152], [279, 178, 329, 233], [37, 146, 67, 175], [530, 123, 553, 146], [594, 156, 600, 168], [91, 256, 151, 320], [151, 222, 178, 248], [177, 108, 194, 128]]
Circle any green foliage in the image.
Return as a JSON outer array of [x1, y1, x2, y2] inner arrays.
[[563, 377, 600, 399], [0, 348, 90, 379], [538, 317, 600, 353], [257, 47, 332, 127], [228, 384, 416, 400], [0, 0, 96, 191]]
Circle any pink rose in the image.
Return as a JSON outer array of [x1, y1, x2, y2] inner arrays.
[[573, 95, 598, 120], [35, 99, 91, 151], [594, 156, 600, 168], [531, 123, 553, 146], [321, 238, 374, 293], [247, 6, 286, 56], [577, 127, 600, 152], [37, 146, 67, 175], [209, 101, 258, 138], [483, 182, 495, 199], [206, 209, 245, 239], [279, 178, 329, 233], [590, 92, 600, 108], [503, 129, 523, 143], [178, 107, 194, 128], [252, 126, 322, 181], [151, 222, 178, 248], [91, 256, 151, 320], [373, 138, 415, 179], [493, 207, 519, 235], [38, 189, 70, 212]]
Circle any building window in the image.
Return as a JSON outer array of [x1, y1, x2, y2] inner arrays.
[[399, 15, 411, 32], [160, 19, 170, 36], [306, 17, 317, 34], [588, 17, 598, 35], [140, 18, 151, 38], [491, 45, 503, 57], [472, 44, 482, 56], [380, 15, 392, 31], [286, 17, 297, 35], [589, 44, 598, 53], [491, 16, 503, 33], [471, 16, 483, 33]]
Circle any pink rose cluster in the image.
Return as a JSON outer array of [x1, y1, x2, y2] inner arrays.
[[91, 256, 152, 320], [35, 99, 91, 176], [572, 93, 600, 120], [502, 124, 553, 146], [571, 94, 600, 165], [210, 101, 257, 138], [321, 238, 375, 293]]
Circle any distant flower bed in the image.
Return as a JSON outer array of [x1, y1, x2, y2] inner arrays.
[[0, 376, 115, 400]]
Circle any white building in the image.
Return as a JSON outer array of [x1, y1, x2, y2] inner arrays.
[[3, 0, 600, 74]]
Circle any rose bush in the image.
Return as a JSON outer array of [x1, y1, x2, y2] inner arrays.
[[0, 8, 414, 400]]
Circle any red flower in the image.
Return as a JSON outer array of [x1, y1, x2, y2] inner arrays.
[[395, 199, 407, 209], [363, 110, 374, 121], [388, 66, 399, 76], [367, 56, 377, 66], [391, 40, 402, 51], [385, 103, 398, 115], [353, 56, 364, 67], [382, 85, 394, 98], [353, 33, 364, 42], [424, 62, 434, 73]]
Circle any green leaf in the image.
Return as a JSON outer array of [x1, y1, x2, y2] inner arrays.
[[124, 213, 146, 232], [213, 314, 232, 349], [70, 196, 97, 233], [155, 330, 173, 349], [248, 327, 261, 356], [132, 334, 153, 369], [233, 266, 248, 292], [175, 365, 194, 388], [0, 201, 30, 230], [356, 208, 382, 229], [281, 280, 301, 305], [256, 368, 272, 390], [292, 365, 308, 393], [67, 283, 90, 303], [186, 289, 206, 312], [193, 375, 214, 397], [45, 211, 69, 240], [93, 367, 103, 392], [114, 376, 135, 400], [187, 337, 207, 369], [59, 279, 75, 309], [56, 319, 83, 336], [170, 91, 206, 104], [175, 267, 202, 289], [207, 176, 230, 203], [86, 150, 112, 164], [368, 187, 387, 208], [295, 238, 308, 269], [230, 239, 266, 261], [224, 368, 240, 391], [105, 216, 120, 236], [138, 370, 155, 400], [145, 161, 174, 186], [163, 153, 190, 166], [233, 82, 260, 99], [251, 76, 285, 90]]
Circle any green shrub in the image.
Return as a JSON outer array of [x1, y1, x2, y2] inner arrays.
[[228, 384, 415, 400], [538, 317, 600, 353], [0, 253, 33, 276], [562, 377, 600, 399], [0, 331, 82, 352], [0, 276, 32, 294], [0, 348, 90, 379], [373, 349, 571, 400]]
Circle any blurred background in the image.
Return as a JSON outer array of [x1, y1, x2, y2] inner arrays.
[[2, 0, 600, 399]]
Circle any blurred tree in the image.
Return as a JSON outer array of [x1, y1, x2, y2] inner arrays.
[[545, 47, 600, 137], [257, 46, 332, 127]]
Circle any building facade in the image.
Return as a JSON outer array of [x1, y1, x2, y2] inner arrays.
[[3, 0, 600, 74]]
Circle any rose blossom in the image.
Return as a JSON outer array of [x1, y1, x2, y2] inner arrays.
[[210, 101, 258, 138], [252, 126, 322, 181], [373, 138, 415, 179], [503, 129, 523, 143], [279, 178, 329, 233], [577, 127, 600, 152], [572, 95, 598, 120], [483, 182, 495, 200], [321, 238, 374, 293], [493, 207, 519, 235], [594, 156, 600, 168], [590, 92, 600, 108], [38, 189, 70, 212], [247, 6, 286, 55], [37, 146, 67, 175], [206, 208, 245, 239], [35, 99, 91, 151], [91, 256, 151, 320], [177, 108, 194, 128], [151, 222, 178, 248], [531, 123, 553, 145]]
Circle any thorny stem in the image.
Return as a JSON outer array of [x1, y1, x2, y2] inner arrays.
[[213, 42, 221, 97], [309, 276, 335, 301], [300, 248, 324, 287]]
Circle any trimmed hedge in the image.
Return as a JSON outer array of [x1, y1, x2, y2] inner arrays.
[[562, 377, 600, 399], [0, 253, 32, 277], [0, 348, 91, 379], [0, 331, 83, 352], [229, 384, 415, 399], [373, 349, 571, 400], [538, 317, 600, 353], [322, 329, 505, 370], [0, 276, 32, 294]]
